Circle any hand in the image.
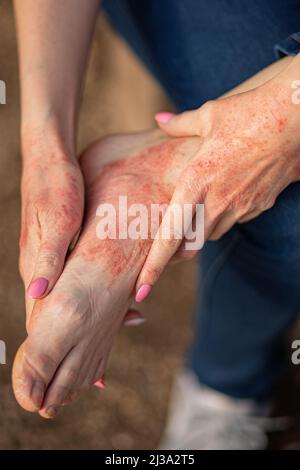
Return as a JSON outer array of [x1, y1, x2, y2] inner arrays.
[[13, 130, 203, 417], [136, 77, 300, 293], [19, 129, 84, 320]]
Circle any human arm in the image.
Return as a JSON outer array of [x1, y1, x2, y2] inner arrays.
[[14, 0, 100, 308]]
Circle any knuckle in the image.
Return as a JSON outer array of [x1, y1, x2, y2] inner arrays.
[[37, 251, 61, 271], [181, 167, 208, 200], [198, 100, 217, 134], [145, 263, 163, 280], [265, 198, 276, 210], [161, 235, 181, 251]]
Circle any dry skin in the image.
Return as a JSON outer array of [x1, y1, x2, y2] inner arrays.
[[13, 132, 204, 419], [1, 0, 300, 449]]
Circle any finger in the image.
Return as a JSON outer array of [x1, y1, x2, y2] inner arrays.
[[155, 100, 215, 138], [26, 227, 80, 300], [123, 308, 145, 326], [170, 211, 204, 263], [238, 210, 262, 223], [171, 241, 199, 264], [208, 210, 238, 241], [19, 227, 40, 321], [135, 180, 202, 299], [155, 109, 202, 137]]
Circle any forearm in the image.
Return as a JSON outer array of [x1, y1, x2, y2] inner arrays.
[[14, 0, 100, 154]]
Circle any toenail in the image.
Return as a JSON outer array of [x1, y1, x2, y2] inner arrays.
[[94, 378, 105, 389], [30, 381, 45, 408], [45, 405, 59, 418]]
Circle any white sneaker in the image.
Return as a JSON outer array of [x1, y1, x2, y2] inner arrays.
[[159, 369, 289, 450]]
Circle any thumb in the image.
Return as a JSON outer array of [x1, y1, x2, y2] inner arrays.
[[155, 109, 202, 137], [26, 230, 79, 299]]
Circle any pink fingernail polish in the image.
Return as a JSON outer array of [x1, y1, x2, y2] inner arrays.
[[27, 278, 49, 299], [135, 284, 152, 303], [94, 378, 105, 389], [155, 112, 175, 124], [124, 317, 146, 326]]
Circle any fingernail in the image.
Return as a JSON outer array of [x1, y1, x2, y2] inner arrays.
[[30, 380, 45, 408], [135, 284, 152, 303], [94, 378, 105, 389], [155, 112, 175, 124], [124, 317, 146, 327], [27, 278, 49, 299], [44, 405, 59, 418]]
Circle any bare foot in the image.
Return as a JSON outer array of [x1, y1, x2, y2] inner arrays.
[[13, 129, 201, 418]]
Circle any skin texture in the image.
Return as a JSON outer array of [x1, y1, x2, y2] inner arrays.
[[137, 70, 300, 292], [13, 130, 202, 418], [14, 0, 100, 300], [15, 0, 294, 305], [13, 54, 298, 419], [20, 129, 84, 323]]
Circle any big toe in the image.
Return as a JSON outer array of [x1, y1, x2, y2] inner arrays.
[[13, 331, 74, 413], [12, 341, 41, 412]]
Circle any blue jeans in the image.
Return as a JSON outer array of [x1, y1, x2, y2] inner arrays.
[[103, 0, 300, 401]]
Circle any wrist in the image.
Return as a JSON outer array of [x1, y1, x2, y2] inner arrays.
[[21, 121, 76, 164], [20, 78, 79, 155]]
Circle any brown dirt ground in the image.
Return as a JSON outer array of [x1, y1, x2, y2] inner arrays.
[[0, 0, 300, 450]]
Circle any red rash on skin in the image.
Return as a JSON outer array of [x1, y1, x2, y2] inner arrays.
[[21, 87, 299, 285], [70, 137, 196, 281], [21, 163, 82, 235]]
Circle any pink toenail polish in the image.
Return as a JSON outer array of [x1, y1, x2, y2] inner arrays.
[[94, 378, 105, 389], [27, 278, 49, 299], [155, 112, 175, 124], [135, 284, 152, 303], [30, 381, 45, 408]]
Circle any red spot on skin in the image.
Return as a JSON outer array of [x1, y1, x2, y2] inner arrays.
[[277, 117, 287, 132], [71, 137, 201, 282]]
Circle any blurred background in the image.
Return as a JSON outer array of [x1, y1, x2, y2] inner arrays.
[[0, 0, 300, 450]]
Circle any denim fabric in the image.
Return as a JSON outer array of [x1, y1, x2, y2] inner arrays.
[[275, 32, 300, 58], [103, 0, 300, 400]]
